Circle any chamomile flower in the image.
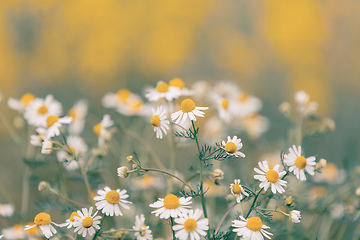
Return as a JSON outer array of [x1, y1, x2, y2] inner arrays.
[[73, 207, 101, 237], [169, 78, 193, 97], [284, 145, 316, 181], [46, 115, 72, 138], [117, 166, 129, 178], [30, 128, 47, 146], [25, 212, 60, 239], [290, 210, 301, 223], [93, 187, 132, 216], [93, 114, 114, 147], [8, 93, 36, 113], [0, 203, 15, 217], [145, 81, 180, 102], [24, 95, 62, 127], [294, 90, 318, 115], [240, 114, 269, 140], [68, 100, 88, 135], [56, 135, 88, 170], [222, 136, 245, 158], [132, 214, 153, 240], [150, 106, 169, 139], [2, 224, 26, 239], [61, 212, 80, 228], [117, 95, 146, 116], [41, 139, 53, 155], [213, 169, 224, 180], [173, 209, 209, 240], [171, 99, 208, 124], [234, 91, 262, 118], [230, 179, 249, 203], [149, 194, 192, 219], [102, 89, 133, 108], [232, 216, 272, 240], [254, 161, 287, 194]]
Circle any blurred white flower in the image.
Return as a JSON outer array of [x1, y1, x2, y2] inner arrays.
[[133, 214, 153, 240], [93, 114, 114, 147], [8, 93, 36, 113], [56, 135, 88, 171], [46, 115, 72, 138], [0, 203, 15, 217], [294, 90, 319, 115], [145, 81, 180, 102], [68, 100, 88, 135]]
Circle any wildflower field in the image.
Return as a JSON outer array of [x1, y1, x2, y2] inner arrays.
[[0, 1, 360, 240]]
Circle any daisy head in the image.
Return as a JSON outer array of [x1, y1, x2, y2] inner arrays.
[[254, 160, 287, 194], [149, 194, 192, 219], [294, 90, 319, 115], [93, 114, 114, 146], [230, 179, 249, 203], [24, 95, 62, 127], [2, 224, 26, 239], [173, 209, 209, 240], [284, 145, 316, 181], [8, 93, 36, 113], [289, 210, 301, 223], [133, 214, 153, 240], [117, 166, 129, 178], [116, 94, 145, 116], [150, 106, 170, 139], [222, 136, 245, 158], [56, 135, 88, 170], [169, 78, 193, 97], [46, 115, 72, 138], [73, 207, 101, 238], [41, 139, 53, 155], [232, 216, 272, 240], [171, 99, 208, 125], [24, 212, 59, 239], [145, 81, 180, 102], [234, 91, 262, 118], [68, 100, 88, 135], [94, 187, 132, 216], [30, 128, 47, 147], [62, 211, 80, 228]]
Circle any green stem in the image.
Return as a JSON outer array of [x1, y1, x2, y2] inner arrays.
[[168, 121, 177, 192], [49, 189, 87, 208], [254, 207, 289, 216], [241, 185, 256, 196], [214, 202, 238, 235], [92, 215, 105, 240], [79, 162, 94, 206], [245, 189, 262, 218], [170, 217, 176, 240], [202, 148, 221, 160], [20, 164, 31, 221]]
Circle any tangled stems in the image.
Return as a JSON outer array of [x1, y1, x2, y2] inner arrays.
[[245, 189, 262, 219]]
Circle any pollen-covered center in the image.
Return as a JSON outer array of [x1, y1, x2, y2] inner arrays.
[[156, 82, 169, 93], [34, 212, 51, 226], [232, 184, 242, 194], [246, 216, 263, 231], [265, 169, 279, 183], [105, 190, 121, 204], [150, 115, 161, 127], [180, 99, 196, 113], [21, 93, 36, 106], [184, 218, 197, 232], [37, 105, 48, 114], [295, 156, 307, 169], [69, 212, 80, 222], [225, 142, 237, 154], [169, 78, 185, 89], [163, 194, 180, 209], [46, 115, 59, 128], [82, 216, 94, 228], [221, 99, 229, 110], [117, 89, 131, 102], [93, 123, 102, 136]]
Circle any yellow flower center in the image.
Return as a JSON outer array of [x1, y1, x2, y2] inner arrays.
[[117, 89, 131, 103], [82, 216, 94, 228], [239, 92, 249, 103], [69, 212, 80, 222], [21, 93, 35, 106], [68, 108, 77, 120], [34, 212, 51, 226], [37, 105, 48, 114], [156, 82, 169, 93], [184, 218, 197, 232], [105, 190, 121, 204], [265, 169, 279, 183], [295, 156, 307, 169], [93, 123, 102, 136], [163, 194, 180, 209], [232, 184, 242, 194], [169, 78, 185, 89], [13, 224, 22, 230], [150, 115, 161, 127], [46, 115, 59, 128], [246, 217, 263, 231], [225, 142, 237, 154], [130, 100, 143, 110], [180, 99, 196, 113], [221, 99, 229, 110], [25, 222, 40, 235]]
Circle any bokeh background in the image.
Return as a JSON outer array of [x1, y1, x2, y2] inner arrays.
[[1, 0, 360, 238]]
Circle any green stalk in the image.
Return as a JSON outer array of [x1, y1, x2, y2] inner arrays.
[[170, 217, 176, 240], [245, 189, 262, 218], [79, 162, 94, 206]]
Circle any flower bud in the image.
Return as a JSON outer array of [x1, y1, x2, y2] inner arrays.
[[117, 166, 129, 178], [38, 181, 51, 192], [290, 210, 301, 223], [126, 155, 133, 162], [285, 196, 293, 206]]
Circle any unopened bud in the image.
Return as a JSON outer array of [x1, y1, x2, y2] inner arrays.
[[38, 181, 51, 192], [285, 196, 293, 206], [117, 166, 129, 178], [126, 155, 133, 162], [213, 169, 224, 180]]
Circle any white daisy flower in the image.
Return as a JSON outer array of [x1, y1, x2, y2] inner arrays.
[[102, 89, 133, 108], [145, 81, 180, 102], [132, 214, 153, 240], [222, 136, 246, 158], [289, 210, 301, 223], [150, 106, 170, 139], [8, 93, 36, 113], [234, 91, 262, 118], [46, 115, 72, 138], [2, 224, 26, 239], [294, 90, 318, 115], [93, 187, 132, 216], [41, 139, 53, 155], [68, 100, 88, 135], [93, 114, 114, 147], [0, 203, 15, 217], [116, 95, 146, 116], [284, 145, 316, 181], [56, 135, 88, 170], [24, 95, 62, 127], [254, 160, 287, 194], [240, 114, 269, 140], [25, 212, 60, 239], [232, 216, 272, 240], [230, 179, 249, 203], [171, 99, 208, 125], [61, 212, 80, 229], [173, 209, 209, 240], [73, 207, 101, 237], [30, 128, 47, 146], [149, 194, 192, 219], [169, 78, 193, 97]]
